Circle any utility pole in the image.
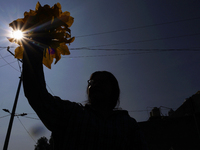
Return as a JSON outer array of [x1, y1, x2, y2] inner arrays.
[[3, 47, 23, 150]]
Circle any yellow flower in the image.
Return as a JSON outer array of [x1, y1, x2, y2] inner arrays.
[[8, 2, 75, 69]]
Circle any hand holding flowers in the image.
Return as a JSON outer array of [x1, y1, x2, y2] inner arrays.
[[8, 2, 75, 69]]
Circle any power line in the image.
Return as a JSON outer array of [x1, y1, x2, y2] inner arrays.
[[23, 116, 40, 120], [65, 51, 156, 58], [0, 115, 10, 119], [17, 116, 36, 143], [24, 112, 37, 115], [0, 17, 199, 54], [0, 60, 18, 68], [128, 109, 153, 113], [86, 33, 200, 48], [0, 47, 199, 68], [1, 47, 200, 53], [1, 31, 199, 67], [0, 52, 20, 72], [0, 47, 7, 50], [0, 55, 12, 59], [0, 17, 199, 52], [1, 31, 200, 53], [47, 84, 55, 96], [0, 47, 16, 51], [0, 49, 55, 96], [128, 107, 177, 113], [70, 48, 200, 51], [63, 48, 200, 58], [75, 17, 200, 38], [0, 48, 199, 63], [1, 109, 40, 120]]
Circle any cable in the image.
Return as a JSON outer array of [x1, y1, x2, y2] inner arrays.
[[0, 47, 7, 50], [4, 47, 200, 52], [0, 54, 13, 59], [0, 60, 18, 68], [128, 107, 177, 113], [65, 51, 155, 58], [17, 60, 22, 72], [0, 46, 16, 48], [63, 48, 200, 58], [0, 17, 199, 53], [23, 116, 40, 120], [128, 109, 158, 112], [0, 51, 55, 96], [86, 33, 200, 48], [75, 17, 200, 38], [0, 53, 20, 72], [47, 85, 55, 96], [25, 113, 37, 115], [17, 116, 36, 143], [0, 114, 10, 119], [1, 17, 199, 50], [1, 48, 199, 67], [70, 48, 200, 51]]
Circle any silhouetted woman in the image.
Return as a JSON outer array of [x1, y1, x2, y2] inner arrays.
[[23, 42, 148, 150]]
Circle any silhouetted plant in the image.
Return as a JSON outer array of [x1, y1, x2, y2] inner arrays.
[[34, 136, 51, 150]]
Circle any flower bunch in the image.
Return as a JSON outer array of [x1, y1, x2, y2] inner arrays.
[[8, 2, 75, 69]]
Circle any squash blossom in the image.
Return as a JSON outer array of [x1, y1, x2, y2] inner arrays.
[[8, 2, 75, 69]]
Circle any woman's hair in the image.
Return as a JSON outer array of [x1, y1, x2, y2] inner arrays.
[[86, 71, 120, 110]]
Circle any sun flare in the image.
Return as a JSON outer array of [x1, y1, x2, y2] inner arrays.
[[12, 30, 23, 40]]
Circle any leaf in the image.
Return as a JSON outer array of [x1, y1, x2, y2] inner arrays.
[[56, 3, 61, 10], [7, 38, 15, 43], [55, 3, 62, 17], [50, 44, 61, 64], [42, 48, 54, 69], [58, 13, 74, 27], [9, 19, 24, 30], [14, 46, 24, 59], [30, 9, 37, 16], [66, 16, 74, 27], [35, 2, 41, 11], [63, 37, 75, 45], [69, 37, 75, 43], [57, 43, 70, 55], [62, 11, 70, 16], [24, 10, 35, 17], [54, 50, 61, 64], [51, 16, 54, 24]]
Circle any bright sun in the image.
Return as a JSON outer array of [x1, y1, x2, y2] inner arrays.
[[12, 30, 23, 40]]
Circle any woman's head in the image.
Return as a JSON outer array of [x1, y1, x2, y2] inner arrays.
[[87, 71, 120, 110]]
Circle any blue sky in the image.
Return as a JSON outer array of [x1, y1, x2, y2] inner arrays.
[[0, 0, 200, 149]]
